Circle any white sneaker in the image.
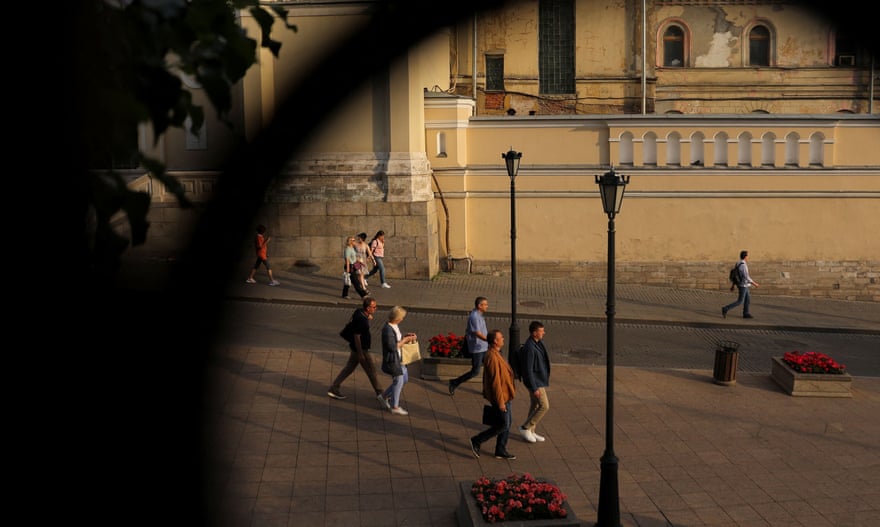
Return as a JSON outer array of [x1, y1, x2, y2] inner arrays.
[[245, 278, 256, 284], [377, 394, 391, 410], [390, 407, 409, 416], [532, 432, 546, 442], [381, 283, 391, 288], [519, 426, 537, 443], [268, 280, 280, 286]]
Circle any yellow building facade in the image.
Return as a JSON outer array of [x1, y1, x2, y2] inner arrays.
[[132, 1, 879, 300]]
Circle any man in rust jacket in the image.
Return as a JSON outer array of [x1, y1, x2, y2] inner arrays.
[[468, 329, 517, 460]]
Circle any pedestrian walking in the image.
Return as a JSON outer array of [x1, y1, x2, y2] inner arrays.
[[342, 236, 368, 299], [246, 225, 280, 286], [448, 296, 489, 395], [354, 232, 375, 292], [517, 321, 551, 444], [722, 250, 760, 319], [328, 297, 385, 402], [366, 230, 391, 288], [468, 329, 517, 460], [380, 306, 418, 415]]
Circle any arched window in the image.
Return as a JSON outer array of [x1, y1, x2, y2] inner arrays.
[[809, 133, 825, 167], [834, 30, 857, 66], [761, 132, 776, 167], [663, 25, 685, 67], [737, 132, 752, 167], [643, 132, 657, 166], [785, 133, 800, 167], [748, 25, 771, 66], [666, 132, 681, 166], [714, 132, 729, 167], [690, 132, 705, 166], [619, 132, 634, 166]]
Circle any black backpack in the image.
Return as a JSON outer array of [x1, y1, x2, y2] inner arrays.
[[728, 262, 744, 290], [508, 344, 525, 381]]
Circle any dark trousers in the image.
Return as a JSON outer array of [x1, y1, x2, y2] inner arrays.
[[330, 345, 382, 395], [450, 351, 485, 388], [472, 400, 512, 455], [342, 268, 368, 298], [723, 285, 751, 316]]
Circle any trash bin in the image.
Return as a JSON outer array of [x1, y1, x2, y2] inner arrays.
[[713, 340, 740, 386]]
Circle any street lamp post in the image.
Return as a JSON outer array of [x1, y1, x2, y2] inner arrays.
[[594, 168, 630, 527], [502, 148, 522, 355]]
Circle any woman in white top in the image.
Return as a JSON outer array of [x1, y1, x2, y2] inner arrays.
[[380, 306, 417, 415]]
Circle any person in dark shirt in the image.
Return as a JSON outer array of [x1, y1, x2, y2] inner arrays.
[[328, 297, 384, 402], [518, 321, 551, 444]]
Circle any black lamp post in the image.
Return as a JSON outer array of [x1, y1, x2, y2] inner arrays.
[[595, 168, 629, 527], [502, 148, 522, 355]]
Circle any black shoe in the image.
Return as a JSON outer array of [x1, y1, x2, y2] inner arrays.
[[494, 451, 516, 460], [448, 381, 456, 396], [327, 388, 346, 400], [721, 307, 728, 319], [469, 437, 481, 458], [743, 314, 754, 319]]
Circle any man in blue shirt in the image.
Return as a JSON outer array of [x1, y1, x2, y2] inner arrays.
[[448, 297, 489, 395]]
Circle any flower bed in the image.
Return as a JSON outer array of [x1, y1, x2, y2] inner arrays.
[[781, 351, 846, 374], [771, 354, 853, 397], [428, 332, 466, 358], [456, 473, 579, 526]]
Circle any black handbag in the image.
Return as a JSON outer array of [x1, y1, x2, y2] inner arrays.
[[482, 404, 503, 427]]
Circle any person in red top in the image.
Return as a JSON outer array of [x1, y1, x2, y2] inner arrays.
[[246, 225, 280, 286]]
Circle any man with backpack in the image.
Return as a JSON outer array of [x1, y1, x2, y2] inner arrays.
[[515, 321, 551, 444], [722, 250, 760, 319]]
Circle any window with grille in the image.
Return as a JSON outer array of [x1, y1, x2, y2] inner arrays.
[[539, 0, 575, 94], [486, 55, 505, 91]]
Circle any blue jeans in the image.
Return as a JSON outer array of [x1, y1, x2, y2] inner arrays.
[[450, 351, 484, 388], [472, 400, 512, 455], [367, 257, 386, 284], [382, 365, 408, 408], [723, 285, 751, 316]]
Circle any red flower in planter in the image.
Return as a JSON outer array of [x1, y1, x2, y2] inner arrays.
[[471, 473, 568, 523], [782, 351, 846, 374], [428, 332, 466, 358]]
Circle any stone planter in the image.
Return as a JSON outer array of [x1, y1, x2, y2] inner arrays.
[[456, 481, 581, 527], [420, 356, 479, 382], [770, 357, 853, 397]]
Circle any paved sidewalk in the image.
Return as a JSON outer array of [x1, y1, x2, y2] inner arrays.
[[222, 266, 880, 334], [180, 262, 880, 527]]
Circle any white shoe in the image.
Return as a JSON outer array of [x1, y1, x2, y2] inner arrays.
[[532, 432, 546, 442], [381, 283, 391, 288], [268, 280, 280, 286], [377, 394, 391, 410], [519, 426, 537, 443], [245, 278, 256, 284], [390, 407, 409, 416]]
